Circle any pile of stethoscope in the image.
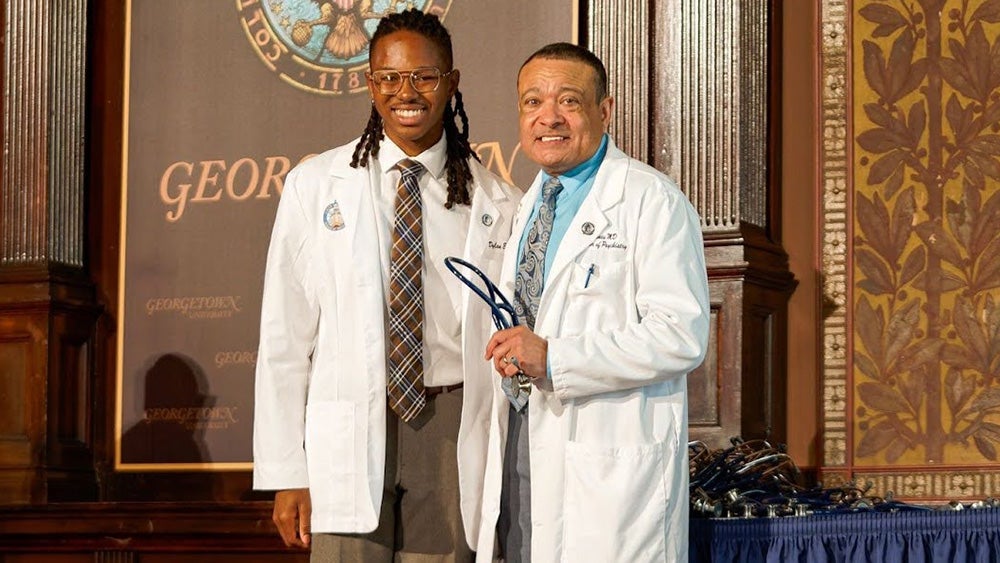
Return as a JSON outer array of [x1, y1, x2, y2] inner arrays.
[[688, 438, 999, 518]]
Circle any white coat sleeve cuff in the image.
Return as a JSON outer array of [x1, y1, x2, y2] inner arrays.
[[547, 338, 574, 402], [253, 461, 310, 491]]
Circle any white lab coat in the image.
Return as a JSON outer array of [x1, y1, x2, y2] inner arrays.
[[253, 141, 520, 547], [475, 140, 710, 562]]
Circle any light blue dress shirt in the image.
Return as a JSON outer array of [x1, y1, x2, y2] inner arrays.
[[516, 134, 609, 275], [516, 135, 609, 379]]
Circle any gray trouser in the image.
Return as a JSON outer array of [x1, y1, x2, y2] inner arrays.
[[498, 405, 531, 563], [311, 389, 473, 563]]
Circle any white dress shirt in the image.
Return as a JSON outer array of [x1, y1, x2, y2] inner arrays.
[[374, 136, 469, 386]]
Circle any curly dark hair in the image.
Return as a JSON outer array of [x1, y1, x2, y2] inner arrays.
[[350, 8, 479, 209]]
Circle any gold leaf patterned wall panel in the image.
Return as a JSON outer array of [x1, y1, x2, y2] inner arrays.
[[829, 0, 1000, 499]]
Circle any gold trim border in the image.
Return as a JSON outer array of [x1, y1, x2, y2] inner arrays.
[[851, 471, 1000, 501], [820, 0, 850, 469], [115, 0, 251, 473], [114, 0, 132, 472]]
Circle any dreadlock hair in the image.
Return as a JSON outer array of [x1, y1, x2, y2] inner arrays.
[[350, 8, 479, 209]]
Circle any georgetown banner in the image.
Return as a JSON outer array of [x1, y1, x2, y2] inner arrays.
[[116, 0, 575, 470]]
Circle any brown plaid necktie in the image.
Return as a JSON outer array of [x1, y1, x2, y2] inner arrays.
[[387, 159, 427, 422]]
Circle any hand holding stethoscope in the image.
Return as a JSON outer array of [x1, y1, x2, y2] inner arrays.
[[485, 326, 549, 394], [444, 257, 543, 396]]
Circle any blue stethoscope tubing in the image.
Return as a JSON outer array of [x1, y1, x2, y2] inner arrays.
[[444, 256, 519, 331], [443, 256, 532, 392]]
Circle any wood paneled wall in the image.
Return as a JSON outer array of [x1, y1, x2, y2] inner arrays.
[[0, 502, 307, 561], [0, 0, 100, 505]]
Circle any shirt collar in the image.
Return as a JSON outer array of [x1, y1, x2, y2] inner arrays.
[[378, 134, 448, 179], [541, 134, 609, 192]]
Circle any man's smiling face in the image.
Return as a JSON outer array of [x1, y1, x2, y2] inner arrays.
[[517, 57, 612, 175], [367, 29, 458, 156]]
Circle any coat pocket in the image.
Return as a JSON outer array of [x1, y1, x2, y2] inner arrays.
[[305, 401, 356, 518], [562, 438, 671, 562], [561, 260, 630, 335], [568, 259, 627, 296]]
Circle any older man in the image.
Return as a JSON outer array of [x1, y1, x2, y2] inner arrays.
[[476, 43, 710, 562]]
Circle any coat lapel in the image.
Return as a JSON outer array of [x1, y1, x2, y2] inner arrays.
[[542, 143, 629, 297], [326, 153, 384, 292], [502, 177, 541, 293], [326, 155, 365, 248], [463, 177, 505, 264], [462, 164, 519, 321]]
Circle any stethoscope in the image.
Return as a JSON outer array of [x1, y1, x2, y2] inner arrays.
[[444, 256, 533, 396]]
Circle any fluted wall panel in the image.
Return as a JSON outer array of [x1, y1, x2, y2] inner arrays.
[[738, 0, 768, 228], [2, 0, 49, 264], [48, 0, 88, 265], [2, 0, 87, 267], [649, 0, 771, 231], [96, 551, 136, 563], [685, 0, 737, 230], [589, 0, 649, 162]]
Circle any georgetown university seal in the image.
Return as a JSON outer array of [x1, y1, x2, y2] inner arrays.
[[237, 0, 453, 96]]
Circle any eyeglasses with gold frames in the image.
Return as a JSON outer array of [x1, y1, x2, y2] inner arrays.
[[367, 67, 456, 95]]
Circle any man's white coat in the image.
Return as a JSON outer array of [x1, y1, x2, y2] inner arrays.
[[475, 140, 710, 562]]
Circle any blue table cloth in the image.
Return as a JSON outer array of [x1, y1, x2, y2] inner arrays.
[[690, 509, 1000, 562]]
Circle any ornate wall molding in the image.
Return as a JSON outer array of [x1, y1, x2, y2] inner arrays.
[[819, 0, 850, 474], [2, 0, 87, 267]]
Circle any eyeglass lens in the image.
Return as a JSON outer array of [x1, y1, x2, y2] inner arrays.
[[372, 68, 445, 94]]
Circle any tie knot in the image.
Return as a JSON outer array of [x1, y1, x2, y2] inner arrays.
[[542, 177, 563, 201], [396, 158, 425, 180]]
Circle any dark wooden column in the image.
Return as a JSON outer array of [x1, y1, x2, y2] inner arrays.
[[0, 0, 99, 503], [588, 0, 796, 447]]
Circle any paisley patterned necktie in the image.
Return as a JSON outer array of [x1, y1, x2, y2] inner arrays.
[[387, 159, 427, 422], [506, 176, 564, 410]]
